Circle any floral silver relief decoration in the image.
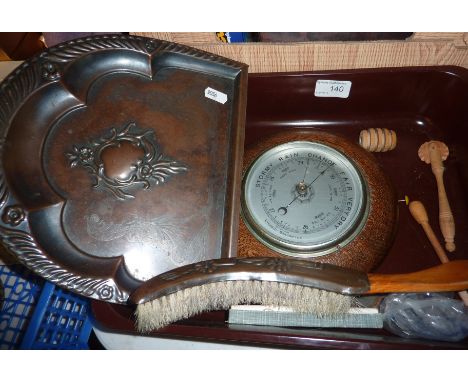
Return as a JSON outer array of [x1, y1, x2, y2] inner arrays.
[[66, 122, 188, 200], [2, 205, 26, 226], [145, 39, 157, 53], [41, 61, 61, 81]]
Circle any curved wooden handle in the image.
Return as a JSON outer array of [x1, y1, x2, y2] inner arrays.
[[428, 142, 456, 252], [367, 260, 468, 294]]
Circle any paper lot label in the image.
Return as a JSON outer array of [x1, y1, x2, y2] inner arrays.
[[314, 80, 352, 98], [205, 87, 228, 104]]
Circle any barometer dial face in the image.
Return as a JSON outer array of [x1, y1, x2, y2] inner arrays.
[[241, 141, 369, 257]]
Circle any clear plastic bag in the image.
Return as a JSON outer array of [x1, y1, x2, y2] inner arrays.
[[380, 293, 468, 342]]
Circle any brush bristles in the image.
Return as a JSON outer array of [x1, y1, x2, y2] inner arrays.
[[135, 280, 353, 332]]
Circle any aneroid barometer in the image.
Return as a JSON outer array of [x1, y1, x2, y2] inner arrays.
[[242, 140, 367, 256], [239, 131, 397, 272]]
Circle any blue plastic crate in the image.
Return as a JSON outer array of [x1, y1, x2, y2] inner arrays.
[[0, 263, 93, 349]]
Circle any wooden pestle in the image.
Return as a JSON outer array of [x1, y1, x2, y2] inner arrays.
[[409, 200, 468, 306], [418, 141, 455, 252]]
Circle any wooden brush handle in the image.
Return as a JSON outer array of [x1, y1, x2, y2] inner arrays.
[[409, 200, 468, 305], [367, 261, 468, 294]]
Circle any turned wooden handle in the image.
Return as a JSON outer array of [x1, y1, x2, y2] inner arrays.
[[418, 141, 455, 252], [409, 201, 449, 263], [359, 128, 397, 152], [367, 260, 468, 294], [409, 200, 468, 305], [429, 142, 456, 252]]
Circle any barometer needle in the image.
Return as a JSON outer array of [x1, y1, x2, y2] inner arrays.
[[302, 160, 310, 183], [278, 162, 335, 214], [306, 162, 335, 188]]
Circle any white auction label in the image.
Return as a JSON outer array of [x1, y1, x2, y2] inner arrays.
[[205, 87, 228, 104], [314, 80, 352, 98]]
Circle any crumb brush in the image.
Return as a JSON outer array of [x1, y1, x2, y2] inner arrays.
[[129, 257, 468, 332]]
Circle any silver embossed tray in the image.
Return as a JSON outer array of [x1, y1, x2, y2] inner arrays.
[[0, 34, 248, 303]]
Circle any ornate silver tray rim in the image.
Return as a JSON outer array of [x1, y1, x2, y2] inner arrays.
[[0, 34, 247, 303]]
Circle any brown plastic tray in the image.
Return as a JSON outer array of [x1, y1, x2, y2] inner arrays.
[[92, 65, 468, 349]]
